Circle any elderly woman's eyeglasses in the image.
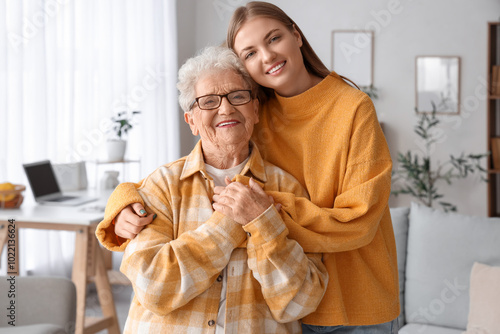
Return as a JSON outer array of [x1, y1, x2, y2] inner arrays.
[[189, 90, 252, 111]]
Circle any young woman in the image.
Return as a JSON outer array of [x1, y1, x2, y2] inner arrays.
[[96, 2, 399, 333]]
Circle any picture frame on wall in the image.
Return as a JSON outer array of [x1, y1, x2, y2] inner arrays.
[[331, 30, 374, 87], [415, 56, 460, 114]]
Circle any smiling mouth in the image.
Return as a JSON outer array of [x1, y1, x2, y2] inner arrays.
[[216, 121, 239, 128], [267, 61, 286, 74]]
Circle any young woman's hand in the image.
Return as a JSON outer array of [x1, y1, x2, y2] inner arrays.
[[213, 178, 278, 225], [114, 203, 155, 239]]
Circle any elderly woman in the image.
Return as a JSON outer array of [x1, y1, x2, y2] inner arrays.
[[99, 46, 328, 333]]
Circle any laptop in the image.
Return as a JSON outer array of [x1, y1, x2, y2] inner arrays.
[[23, 160, 98, 206]]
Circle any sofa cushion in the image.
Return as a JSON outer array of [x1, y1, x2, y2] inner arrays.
[[390, 206, 410, 328], [405, 202, 500, 329], [463, 262, 500, 333], [400, 323, 463, 334]]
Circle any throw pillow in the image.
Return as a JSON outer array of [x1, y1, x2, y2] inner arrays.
[[462, 262, 500, 333]]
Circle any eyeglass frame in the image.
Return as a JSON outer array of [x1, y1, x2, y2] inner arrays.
[[188, 90, 253, 111]]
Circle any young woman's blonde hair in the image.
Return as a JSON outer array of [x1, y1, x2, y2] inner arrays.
[[226, 1, 358, 100]]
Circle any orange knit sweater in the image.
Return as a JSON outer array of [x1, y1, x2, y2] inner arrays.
[[251, 72, 399, 325], [95, 71, 399, 326]]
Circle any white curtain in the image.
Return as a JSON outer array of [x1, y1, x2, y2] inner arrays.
[[0, 0, 179, 276]]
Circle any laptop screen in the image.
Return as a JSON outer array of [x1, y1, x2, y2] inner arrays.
[[23, 160, 61, 198]]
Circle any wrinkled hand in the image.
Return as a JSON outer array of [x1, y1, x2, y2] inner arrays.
[[114, 203, 155, 239], [213, 177, 279, 225]]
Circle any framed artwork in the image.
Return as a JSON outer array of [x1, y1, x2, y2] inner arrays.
[[331, 30, 373, 87], [416, 56, 460, 114]]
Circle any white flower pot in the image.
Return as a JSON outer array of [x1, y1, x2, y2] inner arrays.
[[106, 139, 127, 161]]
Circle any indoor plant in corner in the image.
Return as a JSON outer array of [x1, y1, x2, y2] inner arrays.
[[391, 110, 488, 212], [106, 110, 141, 161]]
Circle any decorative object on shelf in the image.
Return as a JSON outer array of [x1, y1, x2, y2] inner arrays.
[[100, 170, 120, 190], [106, 110, 141, 161], [416, 56, 460, 114], [89, 159, 141, 189], [391, 111, 488, 212], [106, 140, 127, 162], [331, 30, 374, 87], [0, 182, 25, 209]]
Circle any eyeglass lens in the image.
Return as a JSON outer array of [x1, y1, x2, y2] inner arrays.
[[197, 90, 251, 110]]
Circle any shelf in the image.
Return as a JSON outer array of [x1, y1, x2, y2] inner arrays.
[[88, 159, 142, 189], [487, 23, 500, 217]]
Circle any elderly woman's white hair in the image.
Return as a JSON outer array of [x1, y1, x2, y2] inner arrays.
[[177, 45, 257, 112]]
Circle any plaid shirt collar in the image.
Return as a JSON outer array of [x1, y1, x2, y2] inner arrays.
[[180, 140, 267, 185]]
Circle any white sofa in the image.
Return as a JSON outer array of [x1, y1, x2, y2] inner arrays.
[[390, 203, 500, 333]]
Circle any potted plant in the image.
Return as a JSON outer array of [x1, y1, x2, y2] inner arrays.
[[391, 110, 488, 212], [106, 110, 141, 161]]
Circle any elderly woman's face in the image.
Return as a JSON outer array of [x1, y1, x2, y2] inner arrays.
[[185, 69, 259, 149]]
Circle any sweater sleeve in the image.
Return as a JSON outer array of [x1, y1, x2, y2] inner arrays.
[[121, 175, 246, 316], [95, 181, 145, 251], [266, 96, 392, 253]]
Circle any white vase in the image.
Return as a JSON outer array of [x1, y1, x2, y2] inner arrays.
[[100, 170, 120, 190], [106, 139, 127, 161]]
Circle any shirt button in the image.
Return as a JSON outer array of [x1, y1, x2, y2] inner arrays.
[[217, 275, 223, 282], [208, 320, 215, 326], [246, 232, 251, 237]]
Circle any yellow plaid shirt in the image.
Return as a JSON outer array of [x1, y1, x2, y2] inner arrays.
[[118, 141, 328, 333]]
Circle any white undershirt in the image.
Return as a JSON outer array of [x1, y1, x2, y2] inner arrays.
[[204, 156, 249, 334], [204, 157, 249, 189]]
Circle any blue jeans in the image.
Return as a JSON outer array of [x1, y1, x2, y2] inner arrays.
[[301, 318, 398, 334]]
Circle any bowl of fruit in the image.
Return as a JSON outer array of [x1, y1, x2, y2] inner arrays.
[[0, 182, 26, 209]]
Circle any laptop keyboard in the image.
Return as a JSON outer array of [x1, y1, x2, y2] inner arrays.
[[52, 196, 77, 202]]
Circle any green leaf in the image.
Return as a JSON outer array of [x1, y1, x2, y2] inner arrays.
[[391, 108, 488, 213]]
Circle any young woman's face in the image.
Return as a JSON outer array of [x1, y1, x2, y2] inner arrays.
[[233, 16, 310, 97]]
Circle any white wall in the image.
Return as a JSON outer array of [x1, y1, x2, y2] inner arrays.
[[177, 0, 500, 216], [176, 0, 198, 155]]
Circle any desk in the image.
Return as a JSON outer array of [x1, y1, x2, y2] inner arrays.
[[0, 190, 120, 334]]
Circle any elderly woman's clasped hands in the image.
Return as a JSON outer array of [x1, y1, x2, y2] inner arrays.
[[213, 177, 280, 225]]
